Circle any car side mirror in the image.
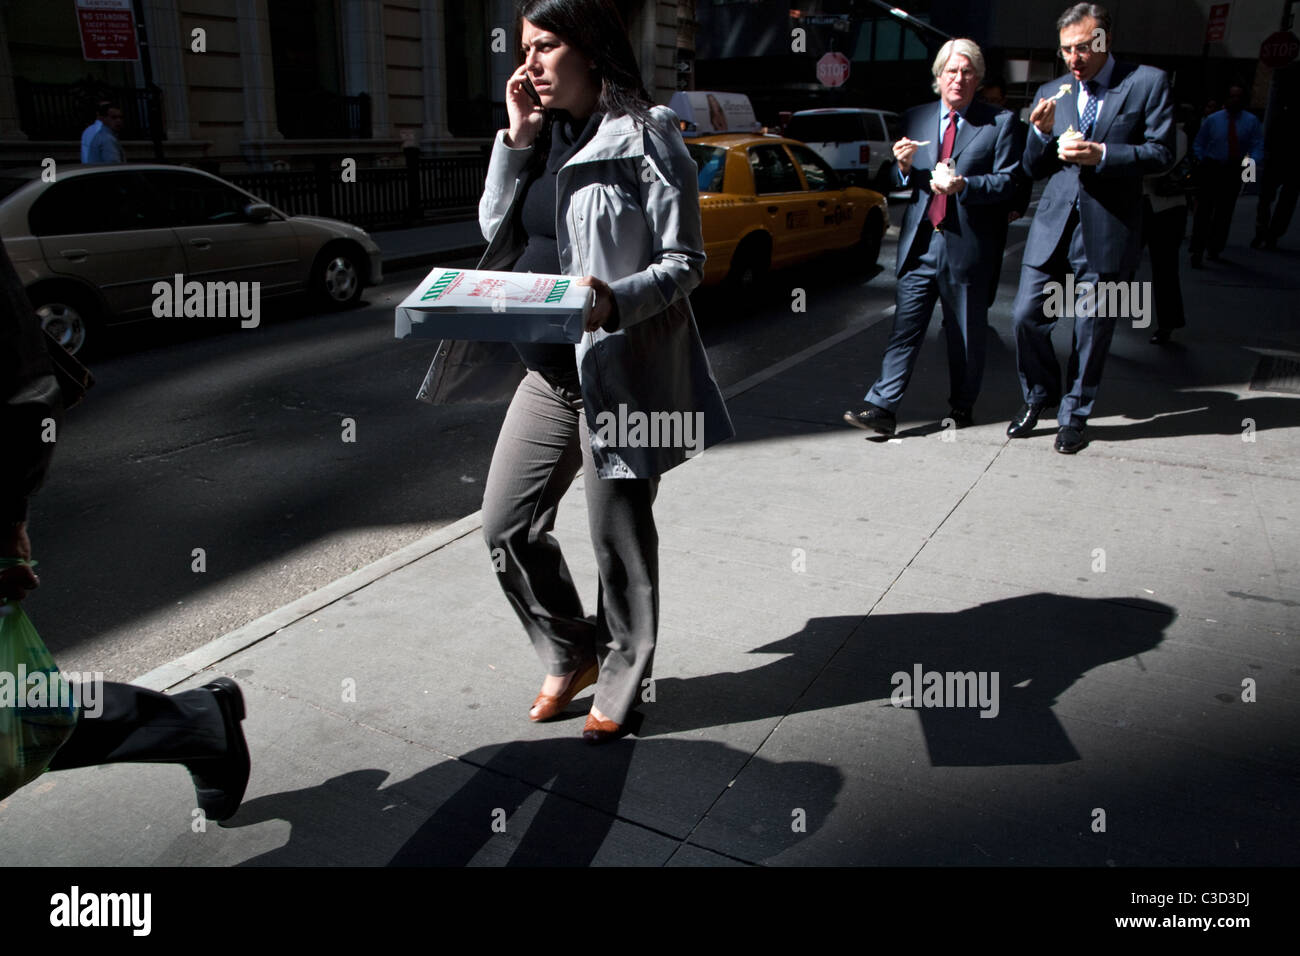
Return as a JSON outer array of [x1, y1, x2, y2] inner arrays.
[[244, 203, 273, 221]]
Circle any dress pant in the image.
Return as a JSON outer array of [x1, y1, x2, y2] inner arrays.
[[482, 370, 659, 726], [1011, 208, 1121, 427], [865, 227, 989, 414], [1190, 161, 1242, 257], [46, 682, 226, 769], [1142, 197, 1188, 332]]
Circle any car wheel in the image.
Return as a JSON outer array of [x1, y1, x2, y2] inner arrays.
[[725, 236, 770, 301], [312, 244, 364, 309], [32, 290, 98, 357], [856, 209, 884, 272]]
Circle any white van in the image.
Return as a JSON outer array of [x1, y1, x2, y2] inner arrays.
[[666, 91, 764, 136], [783, 108, 902, 188]]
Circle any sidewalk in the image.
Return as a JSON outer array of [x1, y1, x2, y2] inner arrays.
[[1, 198, 1296, 866]]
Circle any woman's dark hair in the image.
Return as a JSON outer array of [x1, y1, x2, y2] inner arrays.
[[517, 0, 655, 174]]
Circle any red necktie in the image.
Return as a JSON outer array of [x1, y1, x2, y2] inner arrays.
[[928, 110, 957, 229], [1227, 113, 1239, 162]]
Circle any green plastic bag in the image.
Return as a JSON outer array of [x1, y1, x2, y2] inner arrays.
[[0, 561, 79, 799]]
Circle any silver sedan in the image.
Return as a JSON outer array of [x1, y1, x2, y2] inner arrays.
[[0, 163, 383, 355]]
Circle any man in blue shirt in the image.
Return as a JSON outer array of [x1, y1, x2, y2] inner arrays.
[[85, 103, 125, 164], [1190, 85, 1263, 266]]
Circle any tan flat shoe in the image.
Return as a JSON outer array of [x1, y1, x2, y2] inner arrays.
[[529, 659, 598, 722], [581, 712, 623, 744]]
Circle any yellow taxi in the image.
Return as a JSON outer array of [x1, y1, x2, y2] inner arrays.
[[684, 133, 889, 294]]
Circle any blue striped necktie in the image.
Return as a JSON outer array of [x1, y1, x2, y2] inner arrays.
[[1080, 80, 1099, 139]]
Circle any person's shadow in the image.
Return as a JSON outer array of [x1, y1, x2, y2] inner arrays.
[[642, 593, 1174, 766], [217, 739, 841, 866], [213, 593, 1170, 865]]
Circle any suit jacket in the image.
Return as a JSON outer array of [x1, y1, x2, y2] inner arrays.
[[1022, 59, 1173, 276], [893, 98, 1025, 285]]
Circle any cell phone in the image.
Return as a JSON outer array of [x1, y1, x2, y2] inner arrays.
[[522, 76, 542, 106]]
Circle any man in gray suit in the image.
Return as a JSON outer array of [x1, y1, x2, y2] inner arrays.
[[844, 38, 1024, 436], [1007, 2, 1173, 453]]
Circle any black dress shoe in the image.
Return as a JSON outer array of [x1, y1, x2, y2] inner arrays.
[[1006, 402, 1045, 438], [1150, 329, 1172, 345], [188, 678, 251, 823], [1190, 252, 1203, 269], [1054, 424, 1086, 454], [843, 402, 896, 436], [948, 408, 975, 429]]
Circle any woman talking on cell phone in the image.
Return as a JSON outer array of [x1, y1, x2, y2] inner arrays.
[[420, 0, 732, 743]]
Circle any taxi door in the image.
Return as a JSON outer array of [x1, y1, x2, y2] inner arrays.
[[745, 143, 822, 268]]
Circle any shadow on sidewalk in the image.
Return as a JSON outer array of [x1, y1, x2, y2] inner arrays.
[[643, 593, 1175, 767], [1083, 387, 1300, 443], [223, 739, 841, 866]]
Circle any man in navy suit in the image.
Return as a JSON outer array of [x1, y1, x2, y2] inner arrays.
[[1007, 2, 1173, 454], [843, 38, 1024, 436]]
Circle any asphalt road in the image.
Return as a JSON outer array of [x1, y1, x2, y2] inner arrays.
[[22, 230, 906, 678]]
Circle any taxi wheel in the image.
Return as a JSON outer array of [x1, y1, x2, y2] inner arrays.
[[725, 237, 770, 300], [856, 209, 885, 271]]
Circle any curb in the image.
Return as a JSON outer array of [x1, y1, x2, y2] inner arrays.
[[131, 511, 484, 691]]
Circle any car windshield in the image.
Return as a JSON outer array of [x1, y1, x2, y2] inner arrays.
[[785, 114, 865, 144], [686, 144, 727, 192], [884, 113, 903, 141]]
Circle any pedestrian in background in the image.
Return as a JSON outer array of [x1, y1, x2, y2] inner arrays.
[[1143, 110, 1191, 344], [1007, 2, 1173, 455], [1190, 85, 1263, 266], [843, 39, 1023, 436], [84, 102, 125, 164], [79, 100, 110, 164], [419, 0, 732, 744]]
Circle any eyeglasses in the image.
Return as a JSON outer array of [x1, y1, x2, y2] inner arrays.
[[941, 68, 977, 79], [1058, 43, 1097, 57]]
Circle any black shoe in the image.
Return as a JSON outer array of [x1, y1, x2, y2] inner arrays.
[[1006, 402, 1045, 438], [1207, 251, 1223, 263], [1264, 237, 1278, 250], [1150, 329, 1172, 345], [948, 408, 975, 429], [188, 678, 250, 823], [1250, 234, 1266, 249], [1190, 252, 1203, 269], [843, 402, 896, 436], [1054, 424, 1086, 454]]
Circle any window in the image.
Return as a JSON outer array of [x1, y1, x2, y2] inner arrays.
[[29, 172, 164, 235], [786, 143, 838, 191], [864, 114, 887, 141], [749, 144, 802, 194], [142, 171, 262, 226], [687, 144, 727, 192]]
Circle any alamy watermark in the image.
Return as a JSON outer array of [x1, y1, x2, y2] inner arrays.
[[890, 663, 1000, 718], [1042, 275, 1151, 328], [592, 404, 706, 458], [152, 274, 260, 328], [0, 666, 103, 718]]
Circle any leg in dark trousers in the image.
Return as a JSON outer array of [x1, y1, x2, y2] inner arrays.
[[46, 681, 226, 769], [1143, 197, 1188, 332]]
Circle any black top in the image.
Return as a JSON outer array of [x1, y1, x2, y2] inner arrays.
[[511, 109, 604, 394]]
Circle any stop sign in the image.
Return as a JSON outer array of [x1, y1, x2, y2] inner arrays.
[[817, 52, 850, 88], [1260, 31, 1299, 68]]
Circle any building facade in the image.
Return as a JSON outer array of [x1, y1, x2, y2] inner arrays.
[[0, 0, 697, 171]]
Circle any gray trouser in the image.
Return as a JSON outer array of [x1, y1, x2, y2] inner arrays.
[[482, 370, 659, 725]]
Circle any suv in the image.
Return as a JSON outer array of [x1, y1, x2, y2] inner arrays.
[[784, 109, 902, 189]]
